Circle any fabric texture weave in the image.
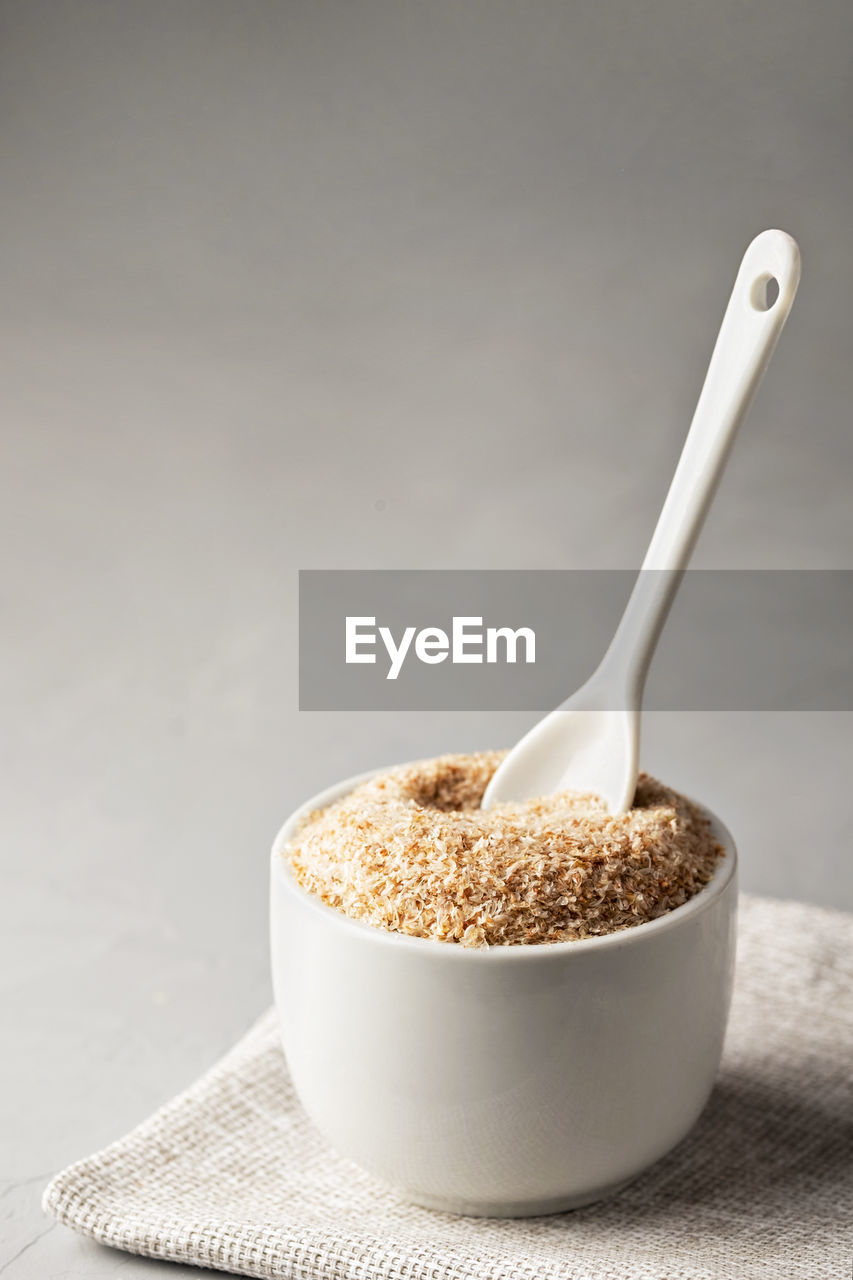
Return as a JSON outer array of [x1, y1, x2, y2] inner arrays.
[[43, 895, 853, 1279]]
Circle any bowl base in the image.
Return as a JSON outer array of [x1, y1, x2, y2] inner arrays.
[[401, 1174, 637, 1219]]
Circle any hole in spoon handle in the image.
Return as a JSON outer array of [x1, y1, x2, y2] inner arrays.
[[751, 273, 780, 311], [741, 229, 801, 319]]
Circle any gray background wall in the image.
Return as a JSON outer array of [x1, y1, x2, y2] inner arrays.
[[3, 2, 851, 1274]]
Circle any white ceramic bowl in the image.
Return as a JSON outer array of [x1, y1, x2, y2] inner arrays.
[[270, 768, 738, 1217]]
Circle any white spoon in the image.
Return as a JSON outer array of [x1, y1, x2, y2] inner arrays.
[[482, 229, 801, 813]]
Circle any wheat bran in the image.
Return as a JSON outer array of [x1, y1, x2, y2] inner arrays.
[[285, 750, 724, 947]]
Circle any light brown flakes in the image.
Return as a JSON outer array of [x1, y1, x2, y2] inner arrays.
[[285, 751, 724, 948]]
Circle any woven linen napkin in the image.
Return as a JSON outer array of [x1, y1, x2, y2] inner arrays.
[[44, 894, 853, 1280]]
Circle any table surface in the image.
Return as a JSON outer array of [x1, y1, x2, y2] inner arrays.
[[3, 2, 853, 1275]]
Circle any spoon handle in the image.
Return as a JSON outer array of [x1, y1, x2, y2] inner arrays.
[[600, 229, 801, 696]]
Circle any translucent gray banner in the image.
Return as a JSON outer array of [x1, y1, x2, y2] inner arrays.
[[298, 570, 853, 711]]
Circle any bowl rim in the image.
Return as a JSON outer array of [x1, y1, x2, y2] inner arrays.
[[271, 763, 738, 962]]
